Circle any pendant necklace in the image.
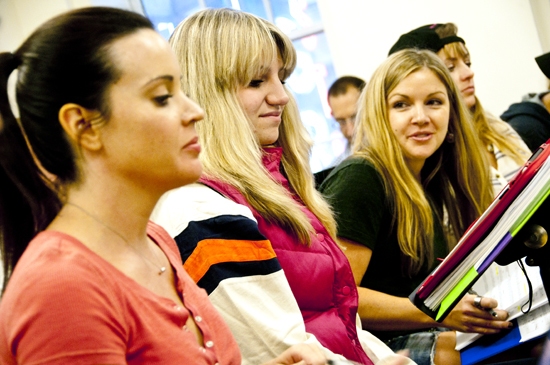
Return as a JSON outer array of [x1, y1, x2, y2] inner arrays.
[[66, 202, 167, 275]]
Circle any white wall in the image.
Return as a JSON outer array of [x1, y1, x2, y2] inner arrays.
[[530, 0, 550, 52], [0, 0, 91, 52], [317, 0, 548, 117]]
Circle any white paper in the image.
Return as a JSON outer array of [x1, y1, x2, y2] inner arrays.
[[455, 259, 548, 350], [518, 303, 550, 342]]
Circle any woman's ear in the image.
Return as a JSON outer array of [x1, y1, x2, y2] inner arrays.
[[58, 103, 103, 151]]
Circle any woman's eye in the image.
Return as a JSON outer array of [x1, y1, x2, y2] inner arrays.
[[249, 80, 263, 88], [154, 94, 173, 106], [447, 64, 455, 72], [392, 101, 407, 109], [428, 99, 443, 106]]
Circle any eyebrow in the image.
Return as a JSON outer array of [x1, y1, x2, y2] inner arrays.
[[445, 55, 470, 62], [444, 57, 458, 62], [427, 91, 447, 96], [388, 91, 447, 99], [142, 75, 174, 88]]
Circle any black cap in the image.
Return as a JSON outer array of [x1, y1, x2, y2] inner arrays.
[[535, 51, 550, 79], [388, 24, 465, 56]]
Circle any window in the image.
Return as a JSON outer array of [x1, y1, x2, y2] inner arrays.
[[140, 0, 344, 172]]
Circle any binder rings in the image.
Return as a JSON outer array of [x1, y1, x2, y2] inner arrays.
[[410, 140, 550, 321]]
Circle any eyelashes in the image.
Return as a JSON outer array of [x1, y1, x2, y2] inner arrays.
[[154, 94, 173, 106], [248, 78, 287, 88]]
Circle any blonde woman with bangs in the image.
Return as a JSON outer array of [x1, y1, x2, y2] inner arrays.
[[389, 23, 531, 197], [320, 49, 513, 365], [151, 8, 412, 365]]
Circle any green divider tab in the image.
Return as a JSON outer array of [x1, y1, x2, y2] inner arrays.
[[436, 267, 478, 321]]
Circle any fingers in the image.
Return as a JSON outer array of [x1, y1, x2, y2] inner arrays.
[[496, 309, 509, 320], [459, 307, 514, 334], [477, 295, 498, 310], [462, 321, 514, 335], [444, 294, 513, 333], [470, 295, 509, 319], [472, 294, 497, 311]]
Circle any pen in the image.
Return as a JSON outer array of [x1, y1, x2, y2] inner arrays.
[[468, 289, 498, 317]]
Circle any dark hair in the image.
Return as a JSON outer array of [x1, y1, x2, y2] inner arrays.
[[327, 75, 366, 98], [0, 7, 154, 289]]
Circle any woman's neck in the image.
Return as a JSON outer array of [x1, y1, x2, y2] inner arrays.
[[50, 174, 160, 247]]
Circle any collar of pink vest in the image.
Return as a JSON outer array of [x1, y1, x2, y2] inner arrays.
[[261, 146, 283, 173]]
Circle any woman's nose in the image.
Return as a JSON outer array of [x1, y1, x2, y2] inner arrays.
[[413, 106, 429, 124], [181, 96, 205, 125], [267, 80, 290, 106], [459, 62, 474, 81]]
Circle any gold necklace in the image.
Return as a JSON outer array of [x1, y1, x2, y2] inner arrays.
[[66, 202, 167, 275]]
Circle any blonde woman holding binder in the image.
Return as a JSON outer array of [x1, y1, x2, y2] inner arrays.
[[320, 49, 512, 365]]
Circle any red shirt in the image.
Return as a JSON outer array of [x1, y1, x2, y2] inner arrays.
[[0, 222, 241, 365]]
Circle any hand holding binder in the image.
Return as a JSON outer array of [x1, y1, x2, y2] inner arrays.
[[410, 140, 550, 322]]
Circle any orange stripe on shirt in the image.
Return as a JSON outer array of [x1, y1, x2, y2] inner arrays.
[[184, 239, 276, 283]]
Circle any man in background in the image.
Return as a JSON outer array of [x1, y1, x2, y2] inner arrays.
[[328, 76, 366, 157], [314, 75, 365, 188], [501, 51, 550, 153]]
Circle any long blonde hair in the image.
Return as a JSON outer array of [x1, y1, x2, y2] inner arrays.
[[436, 23, 531, 164], [170, 8, 336, 244], [353, 49, 493, 275]]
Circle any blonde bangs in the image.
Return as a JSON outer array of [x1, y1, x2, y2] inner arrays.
[[268, 27, 297, 79], [234, 30, 279, 86], [441, 41, 469, 61], [226, 17, 297, 87]]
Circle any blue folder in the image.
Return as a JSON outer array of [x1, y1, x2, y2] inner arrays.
[[461, 319, 543, 365]]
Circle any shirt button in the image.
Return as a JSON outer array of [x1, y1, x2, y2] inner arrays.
[[195, 316, 202, 322], [342, 286, 351, 295], [316, 233, 325, 242], [205, 340, 214, 348]]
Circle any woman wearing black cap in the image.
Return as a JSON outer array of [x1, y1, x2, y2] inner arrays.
[[390, 23, 531, 198]]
